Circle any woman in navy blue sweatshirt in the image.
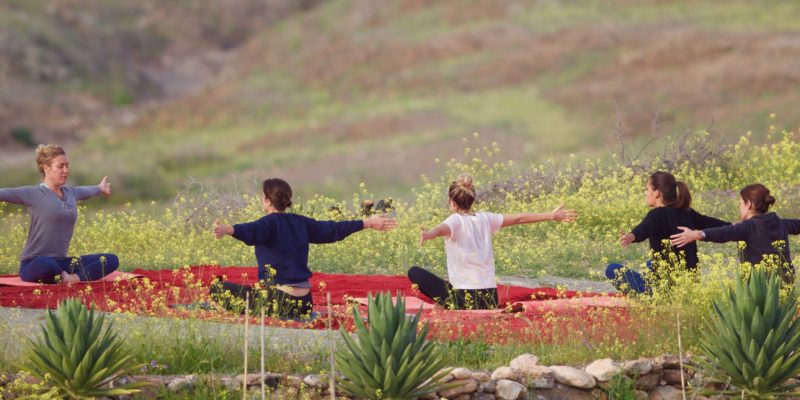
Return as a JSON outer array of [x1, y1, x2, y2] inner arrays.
[[670, 183, 800, 284], [607, 171, 729, 294], [211, 178, 397, 319]]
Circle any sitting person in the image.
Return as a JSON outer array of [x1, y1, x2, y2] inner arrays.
[[608, 171, 729, 294], [670, 183, 800, 285], [410, 174, 577, 310], [211, 178, 397, 319], [0, 144, 118, 283]]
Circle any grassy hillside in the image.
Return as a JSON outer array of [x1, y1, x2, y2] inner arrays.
[[2, 0, 799, 201]]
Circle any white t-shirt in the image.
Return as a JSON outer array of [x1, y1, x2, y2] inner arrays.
[[442, 211, 504, 289]]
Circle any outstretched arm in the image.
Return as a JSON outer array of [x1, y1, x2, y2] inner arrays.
[[0, 186, 39, 206], [669, 227, 705, 248], [501, 203, 578, 228], [213, 218, 235, 239], [419, 224, 451, 246], [308, 215, 397, 244]]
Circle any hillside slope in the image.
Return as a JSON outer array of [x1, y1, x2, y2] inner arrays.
[[2, 0, 799, 200]]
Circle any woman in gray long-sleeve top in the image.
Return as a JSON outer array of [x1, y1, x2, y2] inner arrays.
[[0, 144, 119, 283], [671, 183, 800, 284]]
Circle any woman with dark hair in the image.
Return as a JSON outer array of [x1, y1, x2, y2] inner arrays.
[[607, 171, 729, 294], [410, 174, 577, 310], [670, 183, 800, 284], [0, 144, 118, 283], [211, 178, 397, 319]]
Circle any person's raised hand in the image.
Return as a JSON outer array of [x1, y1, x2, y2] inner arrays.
[[419, 225, 427, 246], [670, 226, 701, 248], [98, 176, 111, 197], [213, 218, 233, 239], [552, 203, 578, 222], [364, 214, 398, 231], [619, 230, 635, 248]]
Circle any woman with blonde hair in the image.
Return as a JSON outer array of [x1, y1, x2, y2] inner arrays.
[[411, 174, 578, 310], [0, 144, 118, 283]]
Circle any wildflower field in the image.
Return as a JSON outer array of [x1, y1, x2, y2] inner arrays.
[[2, 124, 800, 387]]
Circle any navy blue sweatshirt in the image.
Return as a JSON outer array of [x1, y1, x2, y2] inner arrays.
[[232, 213, 364, 284], [631, 207, 730, 269], [703, 212, 800, 269]]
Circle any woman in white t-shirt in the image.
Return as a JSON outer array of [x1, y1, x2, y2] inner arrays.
[[410, 175, 577, 309]]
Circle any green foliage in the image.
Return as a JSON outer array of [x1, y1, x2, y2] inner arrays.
[[607, 371, 636, 400], [25, 298, 146, 399], [335, 292, 450, 399], [9, 127, 36, 148], [699, 267, 800, 398]]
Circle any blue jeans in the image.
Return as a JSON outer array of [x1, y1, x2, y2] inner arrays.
[[20, 254, 119, 283], [605, 261, 653, 295]]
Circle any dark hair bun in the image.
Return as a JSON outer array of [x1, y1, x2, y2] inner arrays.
[[765, 195, 776, 206]]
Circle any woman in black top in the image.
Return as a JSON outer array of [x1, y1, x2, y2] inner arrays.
[[671, 183, 800, 284], [607, 171, 729, 294]]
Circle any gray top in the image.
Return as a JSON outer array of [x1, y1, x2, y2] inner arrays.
[[0, 184, 102, 261]]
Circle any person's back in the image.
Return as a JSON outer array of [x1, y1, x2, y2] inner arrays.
[[442, 211, 503, 289]]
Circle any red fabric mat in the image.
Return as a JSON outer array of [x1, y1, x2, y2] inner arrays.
[[0, 266, 629, 344]]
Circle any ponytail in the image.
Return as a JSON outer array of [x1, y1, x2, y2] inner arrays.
[[649, 171, 692, 209], [740, 184, 775, 214]]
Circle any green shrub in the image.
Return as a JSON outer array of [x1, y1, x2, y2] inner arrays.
[[25, 298, 146, 399], [699, 266, 800, 398], [607, 371, 636, 400], [335, 292, 450, 399]]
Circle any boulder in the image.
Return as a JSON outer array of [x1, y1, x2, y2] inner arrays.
[[634, 372, 662, 391], [495, 379, 527, 400], [662, 369, 689, 386], [167, 374, 199, 392], [472, 371, 492, 382], [531, 383, 598, 400], [624, 359, 654, 376], [585, 358, 622, 382], [550, 365, 597, 389], [451, 367, 473, 380], [648, 385, 683, 400], [438, 378, 479, 398], [510, 353, 539, 371], [492, 366, 519, 381]]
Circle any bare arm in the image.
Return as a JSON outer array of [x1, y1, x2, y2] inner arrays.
[[501, 204, 578, 228], [419, 223, 451, 246]]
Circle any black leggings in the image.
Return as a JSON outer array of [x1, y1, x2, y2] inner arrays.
[[407, 266, 498, 310], [210, 280, 313, 320]]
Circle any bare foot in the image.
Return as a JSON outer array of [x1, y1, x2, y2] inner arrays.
[[60, 271, 80, 284]]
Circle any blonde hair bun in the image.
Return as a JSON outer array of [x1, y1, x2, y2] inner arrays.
[[456, 174, 474, 190]]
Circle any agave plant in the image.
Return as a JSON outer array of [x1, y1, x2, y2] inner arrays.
[[25, 298, 146, 399], [335, 292, 451, 400], [699, 267, 800, 398]]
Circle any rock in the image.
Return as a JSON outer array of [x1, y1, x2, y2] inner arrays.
[[585, 358, 622, 382], [635, 389, 649, 400], [222, 377, 240, 391], [131, 375, 171, 387], [167, 374, 199, 392], [510, 353, 539, 371], [472, 393, 496, 400], [648, 385, 683, 400], [282, 374, 304, 387], [655, 354, 693, 369], [624, 359, 654, 376], [634, 372, 662, 391], [550, 366, 597, 389], [482, 379, 497, 393], [451, 367, 473, 380], [495, 379, 527, 400], [453, 395, 472, 400], [418, 392, 438, 400], [235, 373, 262, 386], [526, 371, 556, 389], [438, 378, 479, 398], [662, 369, 689, 386], [492, 366, 519, 381], [438, 368, 455, 383], [303, 374, 324, 388], [531, 383, 598, 400], [472, 371, 492, 382]]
